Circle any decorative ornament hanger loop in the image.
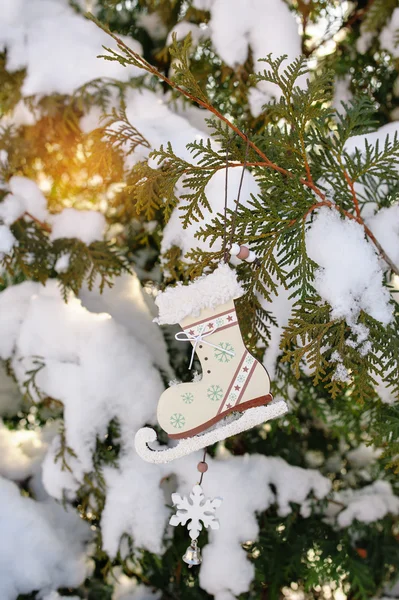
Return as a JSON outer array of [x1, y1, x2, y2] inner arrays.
[[175, 324, 235, 369], [222, 134, 251, 263]]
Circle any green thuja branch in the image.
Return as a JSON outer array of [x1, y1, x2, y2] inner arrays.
[[1, 218, 130, 299], [88, 14, 296, 177], [374, 403, 399, 472], [21, 356, 46, 403], [125, 137, 267, 224], [55, 424, 78, 474], [102, 102, 151, 156], [54, 238, 131, 300], [168, 32, 208, 103], [75, 419, 121, 521], [91, 17, 399, 277]]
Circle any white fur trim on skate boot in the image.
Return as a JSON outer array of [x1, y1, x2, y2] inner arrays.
[[134, 399, 288, 464], [155, 263, 244, 325]]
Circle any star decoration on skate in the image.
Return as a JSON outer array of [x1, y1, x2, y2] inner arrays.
[[169, 484, 222, 540]]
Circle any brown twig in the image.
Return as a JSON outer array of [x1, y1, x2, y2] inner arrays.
[[190, 161, 325, 199], [199, 161, 270, 169], [95, 23, 326, 198], [302, 201, 333, 222], [336, 149, 362, 219], [304, 157, 313, 186], [328, 498, 346, 509], [24, 212, 51, 233], [343, 169, 361, 219], [363, 224, 399, 276]]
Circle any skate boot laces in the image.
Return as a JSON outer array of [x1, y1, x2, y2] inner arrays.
[[175, 324, 235, 369]]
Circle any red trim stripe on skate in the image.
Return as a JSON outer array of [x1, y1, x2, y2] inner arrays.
[[186, 308, 236, 330], [234, 360, 257, 406], [185, 321, 237, 336], [217, 351, 248, 415], [210, 321, 237, 334]]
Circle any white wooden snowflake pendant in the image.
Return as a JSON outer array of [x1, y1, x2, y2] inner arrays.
[[169, 484, 222, 540]]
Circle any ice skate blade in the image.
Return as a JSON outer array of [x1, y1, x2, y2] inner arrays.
[[134, 400, 288, 464]]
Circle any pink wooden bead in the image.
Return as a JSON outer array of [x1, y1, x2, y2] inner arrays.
[[197, 461, 208, 473], [237, 245, 250, 260]]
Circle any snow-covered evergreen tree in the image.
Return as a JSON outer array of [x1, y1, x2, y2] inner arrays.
[[0, 1, 398, 599]]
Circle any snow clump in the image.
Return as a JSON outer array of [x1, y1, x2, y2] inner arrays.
[[306, 207, 393, 326]]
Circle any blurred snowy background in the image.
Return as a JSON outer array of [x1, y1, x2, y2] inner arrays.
[[0, 1, 398, 600]]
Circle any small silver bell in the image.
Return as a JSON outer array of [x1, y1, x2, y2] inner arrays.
[[182, 539, 202, 568]]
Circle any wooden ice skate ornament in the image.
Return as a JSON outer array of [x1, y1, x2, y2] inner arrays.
[[134, 263, 288, 464]]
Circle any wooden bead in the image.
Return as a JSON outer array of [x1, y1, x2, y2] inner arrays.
[[197, 461, 208, 473], [236, 245, 250, 260]]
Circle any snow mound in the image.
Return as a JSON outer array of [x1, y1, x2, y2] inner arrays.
[[0, 176, 48, 224], [306, 208, 393, 326], [194, 0, 303, 116], [0, 225, 16, 254], [335, 481, 399, 527], [0, 475, 90, 600], [367, 204, 399, 267], [0, 0, 142, 96], [50, 208, 106, 245]]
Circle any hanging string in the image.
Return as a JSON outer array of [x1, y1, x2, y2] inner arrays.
[[222, 134, 251, 263], [222, 141, 231, 263], [228, 135, 250, 253]]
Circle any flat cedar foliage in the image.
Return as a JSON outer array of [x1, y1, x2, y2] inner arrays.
[[0, 1, 399, 599]]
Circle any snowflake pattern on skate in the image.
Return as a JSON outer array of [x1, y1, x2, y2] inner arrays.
[[181, 392, 194, 404], [169, 484, 222, 539], [170, 413, 185, 428], [207, 384, 223, 401], [214, 342, 235, 363]]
